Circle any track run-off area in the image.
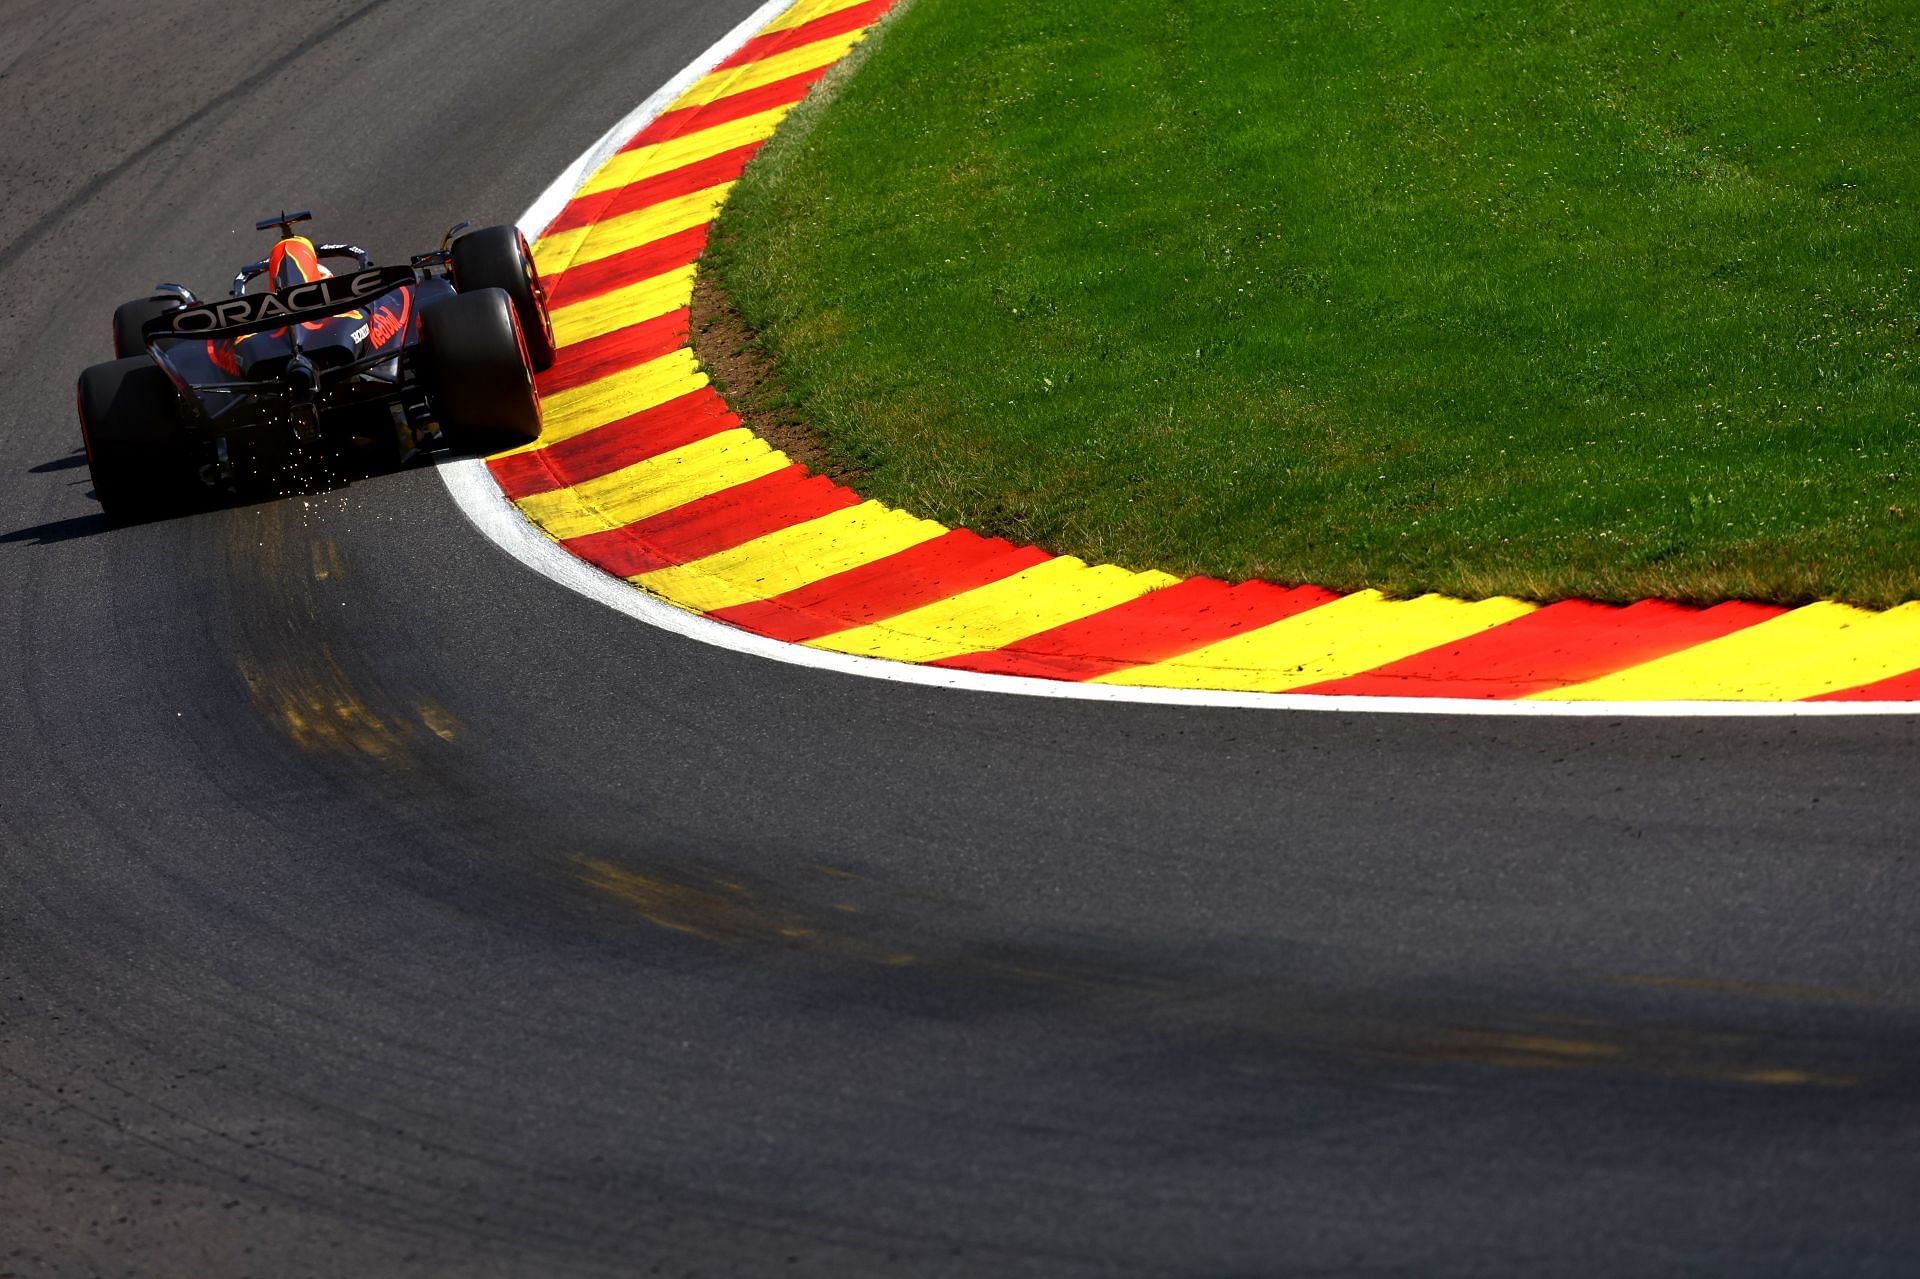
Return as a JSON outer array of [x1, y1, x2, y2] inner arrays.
[[3, 0, 1919, 1274], [456, 0, 1920, 715]]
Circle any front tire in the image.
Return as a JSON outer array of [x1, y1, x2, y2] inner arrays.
[[76, 357, 200, 524], [420, 288, 543, 455], [450, 225, 556, 371]]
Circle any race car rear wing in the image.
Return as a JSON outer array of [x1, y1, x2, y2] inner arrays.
[[145, 264, 417, 342]]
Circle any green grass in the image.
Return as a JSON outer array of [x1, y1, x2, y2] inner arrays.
[[704, 0, 1920, 605]]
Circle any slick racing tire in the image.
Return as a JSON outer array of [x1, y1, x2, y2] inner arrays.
[[450, 224, 556, 371], [112, 296, 183, 359], [76, 357, 200, 524], [420, 288, 544, 454]]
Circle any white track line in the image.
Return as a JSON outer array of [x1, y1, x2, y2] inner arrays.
[[437, 5, 1917, 719]]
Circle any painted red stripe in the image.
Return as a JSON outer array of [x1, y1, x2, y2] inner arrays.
[[546, 225, 710, 312], [928, 578, 1341, 681], [1809, 664, 1920, 702], [538, 308, 689, 397], [560, 466, 861, 579], [545, 144, 760, 240], [487, 386, 737, 500], [1297, 599, 1787, 699], [588, 144, 757, 230], [718, 0, 895, 70], [628, 68, 829, 152], [531, 72, 831, 269], [708, 531, 1052, 644]]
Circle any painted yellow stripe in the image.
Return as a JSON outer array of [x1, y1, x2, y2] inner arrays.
[[515, 429, 790, 543], [762, 0, 881, 34], [498, 349, 707, 459], [550, 264, 698, 348], [1096, 591, 1536, 692], [533, 184, 734, 279], [636, 502, 945, 612], [579, 106, 795, 199], [809, 559, 1180, 664], [669, 30, 870, 112], [1533, 601, 1920, 702], [534, 227, 593, 280]]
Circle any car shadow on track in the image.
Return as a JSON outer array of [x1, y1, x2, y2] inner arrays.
[[27, 451, 89, 474], [7, 446, 452, 545], [5, 451, 109, 544], [0, 512, 109, 546]]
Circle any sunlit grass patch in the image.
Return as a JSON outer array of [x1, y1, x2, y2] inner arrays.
[[706, 0, 1920, 605]]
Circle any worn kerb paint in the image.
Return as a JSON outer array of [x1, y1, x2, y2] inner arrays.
[[439, 0, 1920, 717]]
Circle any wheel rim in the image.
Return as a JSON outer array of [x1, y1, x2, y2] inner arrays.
[[516, 229, 556, 352], [508, 306, 543, 432]]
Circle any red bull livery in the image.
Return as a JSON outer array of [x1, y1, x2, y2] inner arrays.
[[76, 210, 557, 523]]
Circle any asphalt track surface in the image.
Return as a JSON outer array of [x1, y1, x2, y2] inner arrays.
[[3, 3, 1920, 1274]]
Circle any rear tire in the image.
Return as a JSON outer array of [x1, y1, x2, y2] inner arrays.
[[76, 357, 200, 524], [420, 288, 543, 454], [112, 296, 182, 359], [450, 224, 556, 371]]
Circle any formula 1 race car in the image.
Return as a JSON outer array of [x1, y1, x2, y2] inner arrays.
[[76, 211, 556, 522]]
